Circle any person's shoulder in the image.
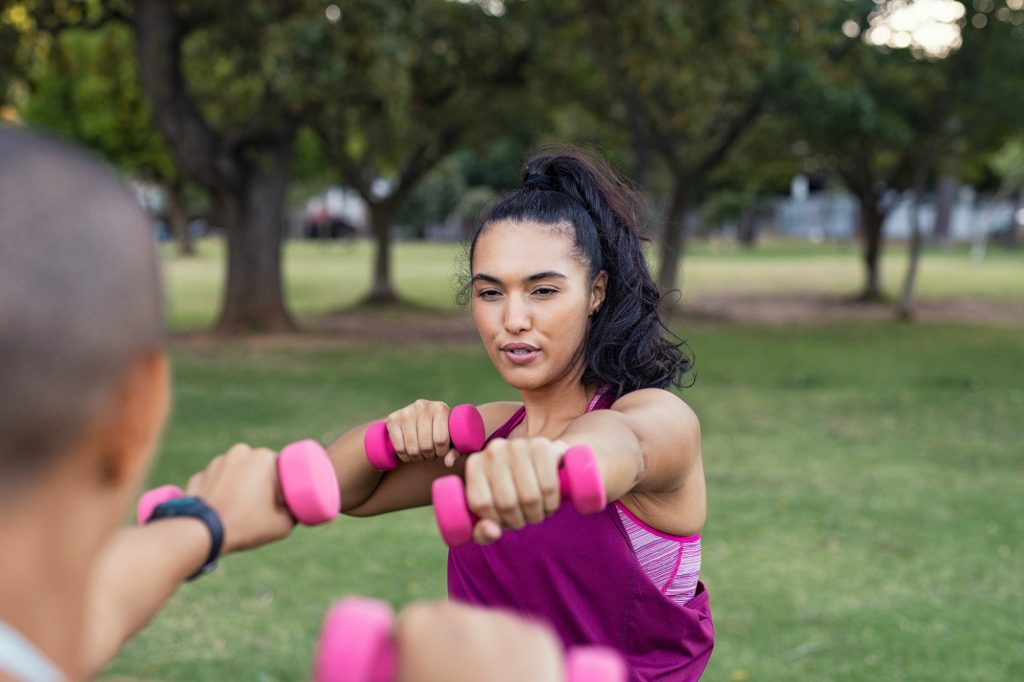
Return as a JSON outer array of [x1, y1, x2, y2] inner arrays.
[[475, 401, 523, 434], [612, 388, 696, 416]]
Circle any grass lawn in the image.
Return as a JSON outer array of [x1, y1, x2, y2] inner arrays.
[[160, 239, 1024, 329], [100, 319, 1023, 681]]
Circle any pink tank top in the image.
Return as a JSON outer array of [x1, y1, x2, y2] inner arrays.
[[448, 391, 714, 681]]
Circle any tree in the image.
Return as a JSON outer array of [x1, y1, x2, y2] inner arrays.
[[15, 23, 203, 255], [545, 0, 821, 298], [789, 0, 1024, 304], [131, 0, 340, 331], [0, 2, 29, 109], [310, 0, 531, 303], [19, 0, 341, 331]]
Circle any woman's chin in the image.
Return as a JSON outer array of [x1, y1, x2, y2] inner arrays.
[[496, 367, 547, 392]]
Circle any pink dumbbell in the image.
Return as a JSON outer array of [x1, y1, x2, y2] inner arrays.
[[362, 404, 485, 471], [432, 444, 606, 547], [313, 597, 627, 682], [136, 439, 341, 526]]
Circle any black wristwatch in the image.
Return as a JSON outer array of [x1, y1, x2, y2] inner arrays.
[[146, 496, 224, 580]]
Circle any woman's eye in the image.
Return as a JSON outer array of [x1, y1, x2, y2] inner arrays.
[[533, 287, 558, 297], [477, 289, 501, 300]]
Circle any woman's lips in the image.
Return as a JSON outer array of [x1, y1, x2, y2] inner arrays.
[[501, 344, 541, 365]]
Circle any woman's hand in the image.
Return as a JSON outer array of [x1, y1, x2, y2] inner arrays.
[[463, 437, 569, 544], [185, 443, 295, 554], [385, 399, 461, 466]]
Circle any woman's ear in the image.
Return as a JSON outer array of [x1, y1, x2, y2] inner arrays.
[[91, 351, 170, 490], [590, 271, 608, 316]]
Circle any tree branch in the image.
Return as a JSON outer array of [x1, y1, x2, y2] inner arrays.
[[694, 95, 764, 178], [131, 0, 229, 190]]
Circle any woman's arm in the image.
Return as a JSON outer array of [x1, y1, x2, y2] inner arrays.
[[83, 519, 210, 676], [558, 388, 704, 536], [83, 444, 295, 676], [463, 389, 703, 543], [329, 401, 520, 517], [559, 388, 700, 497]]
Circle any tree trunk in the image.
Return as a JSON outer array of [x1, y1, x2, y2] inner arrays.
[[214, 145, 295, 333], [167, 177, 195, 256], [365, 202, 400, 304], [857, 195, 886, 301], [626, 89, 652, 190], [737, 200, 759, 248], [655, 178, 692, 299], [897, 190, 925, 320], [133, 0, 296, 334], [932, 174, 957, 245]]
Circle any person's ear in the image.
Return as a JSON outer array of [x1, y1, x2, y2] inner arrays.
[[590, 271, 608, 316], [91, 351, 170, 490]]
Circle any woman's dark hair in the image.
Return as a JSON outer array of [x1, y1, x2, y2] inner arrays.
[[460, 144, 691, 395]]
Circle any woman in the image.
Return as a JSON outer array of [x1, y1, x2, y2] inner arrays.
[[330, 146, 712, 681]]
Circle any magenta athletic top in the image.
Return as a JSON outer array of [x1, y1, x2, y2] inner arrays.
[[448, 391, 714, 681]]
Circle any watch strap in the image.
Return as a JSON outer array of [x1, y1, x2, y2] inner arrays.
[[146, 496, 224, 580]]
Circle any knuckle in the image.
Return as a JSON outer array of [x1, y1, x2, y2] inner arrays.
[[483, 443, 507, 463], [468, 498, 494, 518], [520, 493, 541, 510]]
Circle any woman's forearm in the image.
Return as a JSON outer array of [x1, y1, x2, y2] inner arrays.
[[327, 423, 388, 514]]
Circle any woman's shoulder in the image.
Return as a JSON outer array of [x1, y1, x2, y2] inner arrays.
[[475, 401, 523, 434], [611, 388, 697, 419]]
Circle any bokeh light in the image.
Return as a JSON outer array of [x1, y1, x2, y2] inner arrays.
[[866, 0, 966, 58]]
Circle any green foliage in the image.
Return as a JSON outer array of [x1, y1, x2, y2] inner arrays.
[[176, 2, 332, 136], [311, 0, 534, 194], [787, 0, 1024, 194], [990, 136, 1024, 191], [541, 0, 820, 183], [18, 23, 175, 178], [395, 157, 467, 233]]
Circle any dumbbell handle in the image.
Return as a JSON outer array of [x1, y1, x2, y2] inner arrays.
[[136, 439, 340, 526], [314, 598, 627, 682], [432, 444, 606, 547], [363, 403, 485, 471]]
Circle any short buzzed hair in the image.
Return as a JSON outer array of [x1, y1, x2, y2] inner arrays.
[[0, 127, 163, 486]]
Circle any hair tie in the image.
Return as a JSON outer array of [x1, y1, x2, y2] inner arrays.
[[523, 173, 554, 191]]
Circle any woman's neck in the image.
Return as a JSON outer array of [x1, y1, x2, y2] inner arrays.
[[517, 370, 598, 438]]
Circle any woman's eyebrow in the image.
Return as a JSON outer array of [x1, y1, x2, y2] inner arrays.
[[525, 271, 567, 282], [472, 271, 568, 284]]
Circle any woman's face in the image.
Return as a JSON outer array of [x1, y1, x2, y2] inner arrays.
[[471, 220, 606, 392]]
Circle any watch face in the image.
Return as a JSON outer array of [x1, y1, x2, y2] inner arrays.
[[162, 496, 200, 510]]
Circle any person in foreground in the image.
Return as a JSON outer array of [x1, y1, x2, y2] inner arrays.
[[0, 127, 585, 682], [330, 146, 713, 680]]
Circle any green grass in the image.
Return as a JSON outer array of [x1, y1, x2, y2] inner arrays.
[[99, 321, 1024, 681], [160, 239, 1024, 329]]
